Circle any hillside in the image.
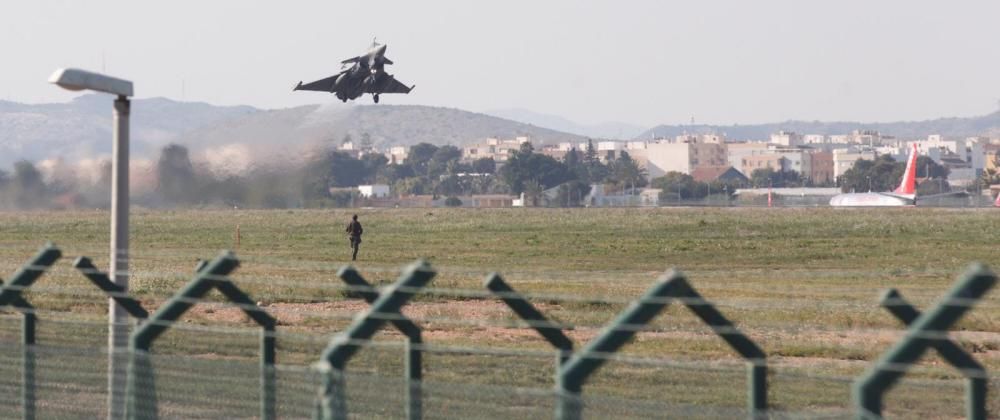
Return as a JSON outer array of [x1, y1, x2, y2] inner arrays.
[[0, 94, 257, 168], [7, 94, 1000, 172], [484, 108, 645, 139], [638, 110, 1000, 140], [0, 96, 586, 169], [181, 103, 589, 147]]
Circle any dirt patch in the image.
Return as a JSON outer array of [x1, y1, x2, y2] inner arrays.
[[173, 300, 1000, 364]]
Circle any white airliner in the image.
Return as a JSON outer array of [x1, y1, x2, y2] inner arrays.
[[829, 143, 919, 207]]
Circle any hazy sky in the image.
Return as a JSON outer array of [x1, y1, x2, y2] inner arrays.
[[3, 1, 1000, 127]]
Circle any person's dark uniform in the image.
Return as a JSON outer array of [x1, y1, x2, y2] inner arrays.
[[346, 214, 363, 261]]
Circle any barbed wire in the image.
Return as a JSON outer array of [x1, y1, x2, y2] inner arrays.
[[1, 242, 997, 417], [0, 314, 993, 384], [5, 279, 1000, 319], [0, 243, 985, 275]]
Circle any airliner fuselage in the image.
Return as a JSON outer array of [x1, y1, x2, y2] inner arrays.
[[828, 192, 914, 207], [829, 143, 920, 207]]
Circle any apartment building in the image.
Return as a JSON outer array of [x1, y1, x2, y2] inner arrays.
[[807, 151, 835, 185], [626, 136, 727, 179], [462, 136, 530, 162], [832, 149, 876, 178], [770, 131, 803, 147]]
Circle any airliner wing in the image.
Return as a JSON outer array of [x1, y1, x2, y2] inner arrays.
[[877, 192, 916, 201], [915, 191, 969, 201]]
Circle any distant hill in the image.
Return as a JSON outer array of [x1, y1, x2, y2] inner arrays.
[[0, 96, 586, 170], [174, 103, 589, 171], [485, 108, 645, 139], [637, 111, 1000, 141], [7, 94, 1000, 172], [0, 94, 257, 167]]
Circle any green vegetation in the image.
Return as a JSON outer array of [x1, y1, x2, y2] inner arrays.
[[1, 139, 685, 210], [838, 154, 949, 194], [1, 208, 999, 417]]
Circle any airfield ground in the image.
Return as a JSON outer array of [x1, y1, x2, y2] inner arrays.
[[1, 208, 999, 417]]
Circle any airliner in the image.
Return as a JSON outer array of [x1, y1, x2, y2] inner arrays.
[[829, 143, 919, 207]]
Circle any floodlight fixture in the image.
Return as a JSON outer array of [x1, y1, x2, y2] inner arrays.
[[48, 67, 133, 97]]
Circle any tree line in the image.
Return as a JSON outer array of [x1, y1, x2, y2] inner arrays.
[[9, 140, 964, 210], [0, 139, 655, 209]]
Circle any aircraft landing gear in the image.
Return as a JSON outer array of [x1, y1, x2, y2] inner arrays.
[[373, 94, 380, 104]]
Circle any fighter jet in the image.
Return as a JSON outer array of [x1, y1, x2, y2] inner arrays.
[[293, 41, 414, 103]]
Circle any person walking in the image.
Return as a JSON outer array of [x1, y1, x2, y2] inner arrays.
[[345, 214, 364, 261]]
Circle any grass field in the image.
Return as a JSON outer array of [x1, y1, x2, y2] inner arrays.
[[1, 207, 999, 418]]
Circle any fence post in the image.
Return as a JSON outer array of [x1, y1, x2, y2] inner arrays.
[[0, 243, 62, 420], [126, 251, 276, 420], [73, 257, 150, 320], [880, 289, 986, 420], [316, 260, 435, 420], [0, 243, 63, 307], [21, 300, 36, 420], [854, 264, 996, 419], [483, 273, 573, 377], [0, 289, 40, 420], [557, 269, 766, 420], [337, 266, 425, 420]]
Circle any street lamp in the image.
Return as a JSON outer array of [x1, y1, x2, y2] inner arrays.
[[50, 68, 133, 420]]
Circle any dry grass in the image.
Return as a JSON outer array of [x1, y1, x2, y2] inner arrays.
[[2, 207, 1000, 417]]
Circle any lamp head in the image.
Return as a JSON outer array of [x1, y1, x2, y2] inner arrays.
[[48, 68, 133, 97]]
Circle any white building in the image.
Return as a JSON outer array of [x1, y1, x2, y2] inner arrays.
[[463, 137, 530, 162], [629, 142, 693, 178], [770, 131, 803, 147], [597, 141, 622, 151], [803, 134, 827, 144], [625, 141, 648, 150], [769, 146, 812, 176], [700, 134, 726, 144], [850, 130, 885, 147], [358, 184, 390, 198], [908, 135, 986, 176], [386, 146, 408, 164]]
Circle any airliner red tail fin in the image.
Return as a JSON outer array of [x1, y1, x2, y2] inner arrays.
[[995, 192, 1000, 207], [894, 143, 918, 195]]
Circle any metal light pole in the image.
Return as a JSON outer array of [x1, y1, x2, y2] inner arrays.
[[49, 68, 133, 420]]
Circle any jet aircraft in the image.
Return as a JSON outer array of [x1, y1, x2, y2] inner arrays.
[[294, 41, 413, 103]]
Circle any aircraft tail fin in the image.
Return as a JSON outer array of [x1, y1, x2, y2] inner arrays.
[[894, 143, 918, 195], [341, 56, 360, 64], [995, 191, 1000, 207]]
